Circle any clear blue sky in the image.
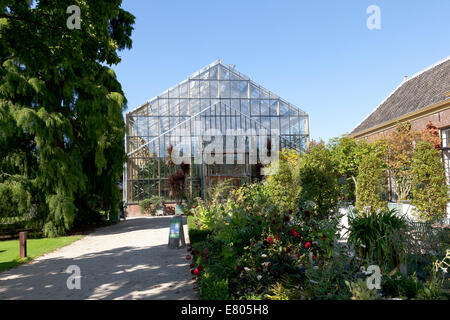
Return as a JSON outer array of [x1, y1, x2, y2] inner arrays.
[[113, 0, 450, 142]]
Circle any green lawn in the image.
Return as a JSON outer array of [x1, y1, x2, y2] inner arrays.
[[0, 235, 83, 273]]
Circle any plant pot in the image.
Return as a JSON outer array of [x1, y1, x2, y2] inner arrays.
[[155, 204, 164, 216], [175, 204, 184, 216]]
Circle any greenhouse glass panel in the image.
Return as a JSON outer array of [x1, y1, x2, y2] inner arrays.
[[125, 60, 309, 203]]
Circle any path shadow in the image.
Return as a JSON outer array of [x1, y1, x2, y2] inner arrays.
[[91, 216, 187, 237], [0, 216, 197, 300]]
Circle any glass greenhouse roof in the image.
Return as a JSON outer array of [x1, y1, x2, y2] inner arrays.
[[126, 59, 309, 154], [124, 60, 309, 202]]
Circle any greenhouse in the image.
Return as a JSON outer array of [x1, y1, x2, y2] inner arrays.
[[124, 60, 309, 202]]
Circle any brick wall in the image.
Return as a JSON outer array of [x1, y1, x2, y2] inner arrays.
[[360, 109, 450, 142], [126, 202, 177, 217]]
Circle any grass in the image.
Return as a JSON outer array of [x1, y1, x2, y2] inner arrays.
[[0, 235, 83, 273]]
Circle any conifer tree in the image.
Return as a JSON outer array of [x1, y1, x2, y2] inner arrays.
[[0, 1, 135, 236]]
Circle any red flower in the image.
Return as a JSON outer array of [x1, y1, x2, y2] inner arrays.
[[312, 254, 317, 260], [305, 242, 311, 249], [192, 206, 195, 208], [267, 236, 274, 245], [297, 253, 301, 258], [286, 246, 292, 254], [275, 235, 280, 241], [290, 227, 299, 237], [321, 235, 326, 240], [186, 255, 192, 260], [198, 265, 204, 272], [193, 269, 199, 275]]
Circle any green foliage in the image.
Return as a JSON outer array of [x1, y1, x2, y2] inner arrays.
[[264, 149, 300, 212], [411, 141, 448, 222], [301, 246, 356, 300], [151, 195, 165, 208], [139, 196, 164, 215], [0, 179, 31, 217], [207, 179, 238, 204], [328, 136, 386, 202], [348, 208, 407, 269], [199, 270, 231, 300], [297, 143, 339, 218], [381, 272, 423, 299], [265, 275, 302, 300], [189, 178, 343, 300], [355, 152, 387, 212], [0, 1, 135, 236], [328, 136, 361, 202], [345, 279, 378, 300], [416, 250, 449, 300], [139, 199, 153, 215], [187, 215, 211, 244], [385, 122, 416, 201]]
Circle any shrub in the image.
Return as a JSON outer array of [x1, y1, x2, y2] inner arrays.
[[355, 152, 387, 213], [348, 208, 407, 269], [187, 215, 211, 244], [411, 141, 449, 222], [385, 122, 416, 201], [264, 149, 300, 212], [138, 199, 153, 215], [138, 196, 165, 215], [345, 279, 378, 300], [207, 179, 237, 203], [297, 143, 339, 218], [381, 272, 422, 299], [149, 195, 165, 208], [199, 270, 231, 300]]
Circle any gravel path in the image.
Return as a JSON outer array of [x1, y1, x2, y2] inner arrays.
[[0, 216, 199, 300]]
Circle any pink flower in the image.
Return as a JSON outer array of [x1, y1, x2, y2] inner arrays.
[[193, 269, 199, 275]]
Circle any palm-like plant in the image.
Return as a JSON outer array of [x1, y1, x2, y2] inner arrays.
[[348, 208, 407, 269]]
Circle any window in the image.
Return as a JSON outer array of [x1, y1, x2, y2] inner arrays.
[[441, 128, 450, 185]]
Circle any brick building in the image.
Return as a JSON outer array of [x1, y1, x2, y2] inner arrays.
[[349, 56, 450, 184]]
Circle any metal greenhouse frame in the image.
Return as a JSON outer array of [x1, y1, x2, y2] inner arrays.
[[124, 60, 309, 203]]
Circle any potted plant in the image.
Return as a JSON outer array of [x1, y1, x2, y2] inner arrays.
[[139, 198, 153, 215], [150, 195, 165, 216]]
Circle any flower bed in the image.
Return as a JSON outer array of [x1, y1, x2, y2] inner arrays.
[[187, 183, 450, 300]]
